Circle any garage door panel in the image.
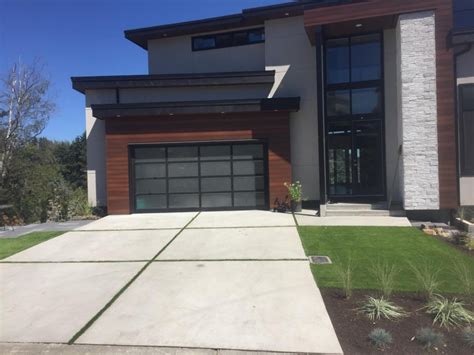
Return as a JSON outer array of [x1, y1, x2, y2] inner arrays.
[[201, 177, 232, 192], [136, 195, 167, 210], [168, 178, 199, 193], [135, 164, 166, 179], [200, 161, 231, 176], [168, 162, 199, 177], [168, 146, 198, 162], [200, 145, 231, 160], [136, 179, 167, 194], [169, 194, 200, 209], [131, 142, 268, 212], [233, 161, 264, 175], [201, 193, 233, 208], [233, 176, 264, 191]]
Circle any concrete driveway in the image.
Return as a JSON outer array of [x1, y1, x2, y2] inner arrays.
[[1, 211, 342, 354]]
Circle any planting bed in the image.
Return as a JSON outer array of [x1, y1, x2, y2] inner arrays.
[[322, 289, 473, 354]]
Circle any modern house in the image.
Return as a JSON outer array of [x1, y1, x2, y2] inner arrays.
[[72, 0, 473, 218]]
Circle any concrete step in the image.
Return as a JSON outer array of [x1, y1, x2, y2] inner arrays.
[[325, 209, 406, 217], [327, 202, 389, 211]]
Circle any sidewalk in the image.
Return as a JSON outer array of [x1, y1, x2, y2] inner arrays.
[[0, 220, 94, 238]]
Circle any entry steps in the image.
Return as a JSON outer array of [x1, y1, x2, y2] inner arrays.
[[325, 202, 406, 217]]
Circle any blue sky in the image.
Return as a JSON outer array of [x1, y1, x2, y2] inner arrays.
[[1, 0, 284, 141]]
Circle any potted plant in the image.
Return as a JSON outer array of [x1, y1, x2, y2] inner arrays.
[[284, 181, 302, 212]]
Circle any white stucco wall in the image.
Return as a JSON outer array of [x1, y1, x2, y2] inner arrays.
[[384, 28, 402, 204], [147, 29, 265, 74], [119, 85, 271, 103], [84, 89, 116, 207], [265, 16, 319, 201], [457, 46, 474, 206], [396, 11, 440, 210]]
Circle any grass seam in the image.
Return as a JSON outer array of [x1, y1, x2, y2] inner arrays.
[[67, 212, 200, 344]]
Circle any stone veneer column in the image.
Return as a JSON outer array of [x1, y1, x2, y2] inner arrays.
[[396, 11, 440, 210]]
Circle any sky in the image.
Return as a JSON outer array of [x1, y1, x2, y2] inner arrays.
[[1, 0, 285, 141]]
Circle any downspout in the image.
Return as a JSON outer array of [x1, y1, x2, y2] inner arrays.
[[315, 26, 327, 216]]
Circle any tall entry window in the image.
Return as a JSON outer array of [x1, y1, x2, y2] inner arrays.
[[325, 33, 385, 199]]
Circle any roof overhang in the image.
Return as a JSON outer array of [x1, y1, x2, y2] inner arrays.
[[124, 0, 347, 49], [451, 28, 474, 46], [304, 0, 437, 43], [71, 71, 275, 94], [90, 98, 300, 119]]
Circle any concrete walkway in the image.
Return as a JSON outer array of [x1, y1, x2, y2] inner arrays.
[[0, 220, 94, 238], [0, 211, 342, 355], [295, 210, 412, 226]]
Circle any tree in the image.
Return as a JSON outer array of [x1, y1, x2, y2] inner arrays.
[[55, 133, 86, 189], [0, 61, 55, 184]]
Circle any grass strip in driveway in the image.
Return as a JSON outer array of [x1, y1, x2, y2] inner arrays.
[[298, 226, 474, 294], [0, 231, 64, 260], [67, 212, 200, 344]]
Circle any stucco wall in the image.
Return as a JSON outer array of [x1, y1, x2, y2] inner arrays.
[[384, 28, 402, 204], [457, 46, 474, 206], [396, 11, 440, 210], [84, 89, 116, 207], [265, 16, 319, 201], [147, 29, 265, 74], [119, 85, 271, 103]]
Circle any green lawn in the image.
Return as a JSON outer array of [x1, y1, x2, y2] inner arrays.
[[0, 231, 64, 260], [298, 226, 474, 294]]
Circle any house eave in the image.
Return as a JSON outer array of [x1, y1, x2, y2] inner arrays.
[[71, 71, 276, 94], [90, 97, 300, 119]]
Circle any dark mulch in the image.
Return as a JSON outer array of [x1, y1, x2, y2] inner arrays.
[[321, 289, 473, 355]]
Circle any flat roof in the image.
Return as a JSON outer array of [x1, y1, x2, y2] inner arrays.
[[71, 71, 275, 94], [124, 0, 347, 49]]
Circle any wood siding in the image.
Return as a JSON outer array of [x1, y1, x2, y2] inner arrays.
[[105, 113, 291, 214], [304, 0, 458, 209]]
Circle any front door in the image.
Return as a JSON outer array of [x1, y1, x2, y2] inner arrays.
[[324, 33, 385, 200]]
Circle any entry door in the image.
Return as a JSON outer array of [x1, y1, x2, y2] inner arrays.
[[325, 33, 385, 199], [130, 142, 268, 212]]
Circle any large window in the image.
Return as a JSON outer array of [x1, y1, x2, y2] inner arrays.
[[459, 84, 474, 176], [192, 28, 265, 51], [324, 33, 385, 198], [454, 0, 474, 30]]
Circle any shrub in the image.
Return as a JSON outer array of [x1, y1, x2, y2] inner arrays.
[[416, 327, 445, 350], [463, 327, 474, 347], [424, 295, 474, 328], [371, 260, 398, 299], [409, 261, 441, 301], [358, 296, 407, 321], [368, 328, 393, 350], [334, 257, 353, 299], [67, 188, 92, 219]]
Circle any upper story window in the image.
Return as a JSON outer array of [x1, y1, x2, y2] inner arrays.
[[454, 0, 474, 30], [192, 28, 265, 51]]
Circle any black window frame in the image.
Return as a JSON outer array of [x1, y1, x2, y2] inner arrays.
[[323, 31, 387, 200], [192, 28, 265, 51], [459, 83, 474, 177]]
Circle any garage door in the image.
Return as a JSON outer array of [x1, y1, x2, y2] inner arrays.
[[130, 142, 268, 212]]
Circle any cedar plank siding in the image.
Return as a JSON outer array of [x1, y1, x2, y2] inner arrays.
[[304, 0, 457, 208], [105, 113, 292, 214]]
